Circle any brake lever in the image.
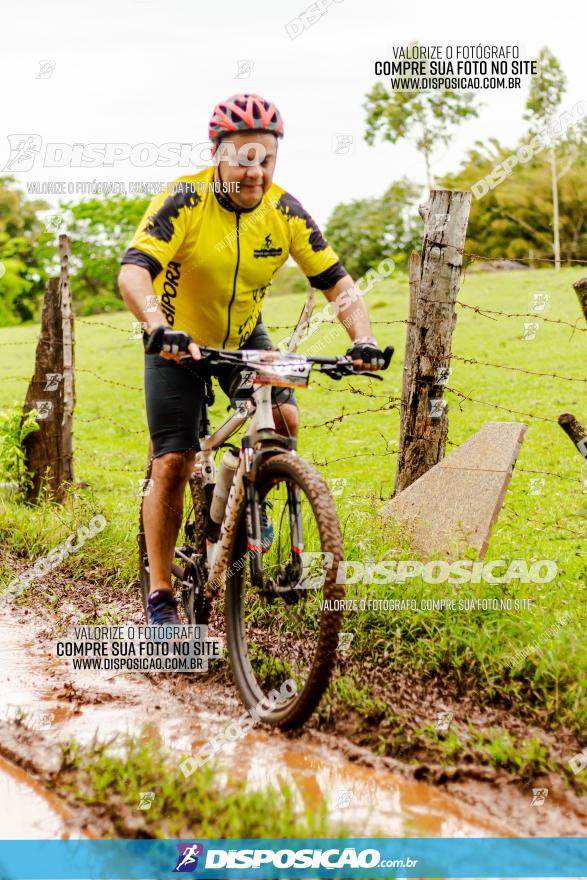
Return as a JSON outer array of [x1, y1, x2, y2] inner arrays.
[[339, 359, 385, 380], [179, 352, 226, 369], [343, 366, 384, 380], [350, 368, 384, 380]]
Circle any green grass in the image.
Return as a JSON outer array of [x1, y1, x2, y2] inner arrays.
[[0, 266, 586, 741], [410, 723, 553, 779], [57, 732, 338, 838]]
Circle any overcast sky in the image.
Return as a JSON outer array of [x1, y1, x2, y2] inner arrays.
[[2, 0, 585, 226]]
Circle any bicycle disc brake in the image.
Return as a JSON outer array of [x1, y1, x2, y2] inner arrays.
[[179, 526, 209, 623]]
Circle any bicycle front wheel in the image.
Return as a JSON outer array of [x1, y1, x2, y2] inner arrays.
[[224, 453, 344, 729]]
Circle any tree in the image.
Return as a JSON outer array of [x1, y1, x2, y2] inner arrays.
[[325, 178, 422, 278], [60, 193, 150, 314], [0, 177, 48, 324], [524, 47, 568, 270], [364, 43, 479, 189], [441, 138, 587, 263], [0, 183, 150, 325]]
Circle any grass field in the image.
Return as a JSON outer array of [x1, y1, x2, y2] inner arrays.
[[0, 265, 586, 773]]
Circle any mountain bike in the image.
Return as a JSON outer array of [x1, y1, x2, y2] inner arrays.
[[138, 345, 394, 729]]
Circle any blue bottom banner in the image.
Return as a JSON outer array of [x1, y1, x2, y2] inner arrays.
[[0, 837, 585, 878]]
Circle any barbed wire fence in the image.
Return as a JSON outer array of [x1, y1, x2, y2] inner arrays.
[[0, 200, 586, 540]]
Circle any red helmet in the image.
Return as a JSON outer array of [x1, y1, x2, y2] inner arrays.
[[209, 94, 284, 142]]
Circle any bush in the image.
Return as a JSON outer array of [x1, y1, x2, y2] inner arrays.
[[0, 404, 40, 494]]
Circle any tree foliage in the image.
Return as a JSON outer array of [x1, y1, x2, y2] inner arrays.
[[525, 47, 567, 129], [62, 194, 150, 315], [324, 178, 422, 278], [364, 43, 479, 187], [0, 177, 48, 324], [0, 185, 150, 324], [441, 138, 587, 261]]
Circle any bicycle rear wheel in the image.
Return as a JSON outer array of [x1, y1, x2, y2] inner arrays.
[[224, 453, 344, 729]]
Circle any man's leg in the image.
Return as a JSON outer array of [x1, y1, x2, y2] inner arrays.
[[142, 449, 195, 592], [272, 401, 298, 437], [143, 356, 205, 621]]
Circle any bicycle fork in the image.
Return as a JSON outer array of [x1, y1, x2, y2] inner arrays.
[[286, 482, 304, 581], [244, 463, 305, 591], [242, 439, 264, 588]]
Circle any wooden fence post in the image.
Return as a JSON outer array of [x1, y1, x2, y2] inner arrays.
[[396, 250, 420, 466], [59, 234, 75, 483], [573, 278, 587, 323], [558, 413, 587, 460], [394, 189, 472, 494], [23, 235, 75, 501]]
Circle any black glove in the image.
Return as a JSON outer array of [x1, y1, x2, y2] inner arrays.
[[144, 325, 193, 355], [346, 338, 385, 369]]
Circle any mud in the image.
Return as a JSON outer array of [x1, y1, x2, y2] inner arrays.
[[0, 754, 86, 839], [0, 613, 502, 837], [1, 606, 585, 839]]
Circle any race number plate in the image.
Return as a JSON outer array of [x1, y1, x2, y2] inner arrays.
[[249, 360, 311, 388]]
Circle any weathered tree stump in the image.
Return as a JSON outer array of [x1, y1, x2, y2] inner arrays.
[[394, 189, 471, 494]]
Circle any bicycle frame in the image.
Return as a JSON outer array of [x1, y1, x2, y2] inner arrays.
[[194, 383, 288, 598], [172, 342, 392, 603]]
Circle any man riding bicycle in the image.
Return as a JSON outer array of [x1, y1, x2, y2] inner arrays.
[[118, 93, 386, 627]]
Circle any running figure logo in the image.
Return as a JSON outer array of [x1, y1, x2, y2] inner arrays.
[[3, 135, 42, 171], [173, 843, 204, 872], [530, 788, 548, 807]]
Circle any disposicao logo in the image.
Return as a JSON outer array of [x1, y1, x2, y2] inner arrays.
[[173, 843, 204, 872]]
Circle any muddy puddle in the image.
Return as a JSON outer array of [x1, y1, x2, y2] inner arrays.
[[197, 734, 511, 837], [0, 615, 511, 838], [0, 755, 81, 839]]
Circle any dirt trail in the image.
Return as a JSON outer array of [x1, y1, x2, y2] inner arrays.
[[0, 610, 584, 839]]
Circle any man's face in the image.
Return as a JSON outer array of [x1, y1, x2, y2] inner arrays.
[[213, 131, 277, 209]]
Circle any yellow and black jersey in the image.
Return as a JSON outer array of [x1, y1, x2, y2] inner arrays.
[[121, 166, 347, 349]]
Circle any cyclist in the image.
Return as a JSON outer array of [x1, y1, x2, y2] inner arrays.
[[118, 93, 386, 627]]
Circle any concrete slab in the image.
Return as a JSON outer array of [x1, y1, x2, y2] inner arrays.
[[384, 422, 527, 559]]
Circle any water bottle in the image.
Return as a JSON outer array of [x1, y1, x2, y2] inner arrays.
[[210, 449, 239, 524]]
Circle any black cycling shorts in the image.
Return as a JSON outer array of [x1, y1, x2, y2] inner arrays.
[[144, 319, 297, 458]]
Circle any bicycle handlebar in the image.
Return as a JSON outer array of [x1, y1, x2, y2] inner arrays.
[[144, 327, 394, 381], [180, 344, 395, 380]]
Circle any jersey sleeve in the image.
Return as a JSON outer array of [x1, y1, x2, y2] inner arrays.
[[276, 192, 348, 290], [121, 182, 201, 278]]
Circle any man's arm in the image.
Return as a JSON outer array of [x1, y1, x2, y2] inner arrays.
[[279, 191, 384, 370], [322, 274, 383, 370], [118, 264, 167, 332], [322, 273, 373, 339], [119, 183, 201, 360], [117, 264, 200, 361]]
